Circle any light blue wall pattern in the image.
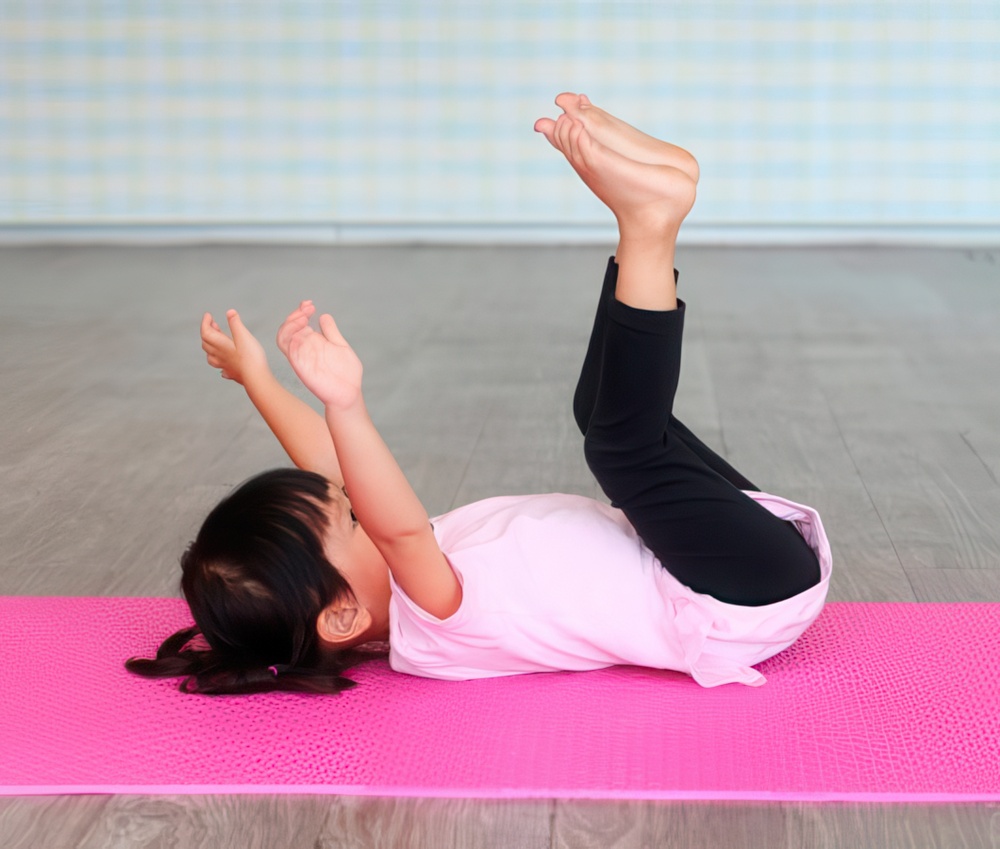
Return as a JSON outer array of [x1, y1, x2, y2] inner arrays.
[[1, 1, 997, 229]]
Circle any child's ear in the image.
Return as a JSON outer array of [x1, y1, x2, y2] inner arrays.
[[316, 597, 371, 647]]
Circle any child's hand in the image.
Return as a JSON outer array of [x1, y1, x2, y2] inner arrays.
[[200, 309, 268, 386], [281, 306, 363, 410], [276, 300, 316, 358]]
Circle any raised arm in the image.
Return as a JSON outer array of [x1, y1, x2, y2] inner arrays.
[[281, 307, 462, 620], [200, 303, 344, 487]]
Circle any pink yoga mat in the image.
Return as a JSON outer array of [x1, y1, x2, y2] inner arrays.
[[1, 597, 998, 800]]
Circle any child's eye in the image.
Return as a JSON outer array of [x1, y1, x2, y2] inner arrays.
[[350, 508, 357, 525]]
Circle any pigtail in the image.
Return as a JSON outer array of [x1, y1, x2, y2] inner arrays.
[[182, 658, 361, 696], [125, 626, 206, 679], [127, 625, 384, 696]]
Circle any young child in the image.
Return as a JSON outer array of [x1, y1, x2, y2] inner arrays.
[[128, 93, 830, 695]]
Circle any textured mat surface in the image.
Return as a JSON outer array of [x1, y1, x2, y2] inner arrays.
[[1, 597, 998, 800]]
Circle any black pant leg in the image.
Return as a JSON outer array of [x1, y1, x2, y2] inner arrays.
[[668, 416, 760, 492], [573, 257, 619, 436], [581, 294, 820, 606], [574, 257, 679, 436], [575, 260, 760, 492]]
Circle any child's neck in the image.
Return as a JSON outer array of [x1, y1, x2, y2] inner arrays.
[[341, 528, 392, 641]]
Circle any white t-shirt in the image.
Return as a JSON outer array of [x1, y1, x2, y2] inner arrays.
[[388, 492, 831, 687]]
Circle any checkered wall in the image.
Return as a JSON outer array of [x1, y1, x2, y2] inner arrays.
[[1, 1, 996, 230]]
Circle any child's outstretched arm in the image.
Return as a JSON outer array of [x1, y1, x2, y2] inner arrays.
[[200, 303, 344, 487], [281, 306, 462, 620]]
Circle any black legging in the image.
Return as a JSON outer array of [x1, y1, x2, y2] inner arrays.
[[575, 258, 821, 606]]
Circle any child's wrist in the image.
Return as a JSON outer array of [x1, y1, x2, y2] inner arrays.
[[241, 363, 277, 395], [323, 392, 365, 417]]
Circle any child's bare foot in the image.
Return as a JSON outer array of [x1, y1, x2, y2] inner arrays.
[[550, 92, 699, 183], [534, 111, 696, 236]]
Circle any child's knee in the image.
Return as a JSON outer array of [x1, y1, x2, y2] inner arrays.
[[584, 429, 651, 505]]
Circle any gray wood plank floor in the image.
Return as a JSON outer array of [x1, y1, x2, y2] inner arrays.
[[1, 244, 998, 847]]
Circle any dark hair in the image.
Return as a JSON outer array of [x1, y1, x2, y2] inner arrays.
[[127, 468, 377, 695]]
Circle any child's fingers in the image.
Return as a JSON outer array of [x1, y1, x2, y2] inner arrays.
[[201, 312, 230, 346], [318, 313, 348, 345], [286, 302, 316, 326], [278, 302, 314, 335], [285, 300, 314, 317], [284, 324, 315, 363], [279, 318, 315, 360], [277, 313, 310, 346], [225, 308, 250, 342]]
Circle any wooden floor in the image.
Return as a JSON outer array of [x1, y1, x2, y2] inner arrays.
[[1, 243, 999, 847]]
